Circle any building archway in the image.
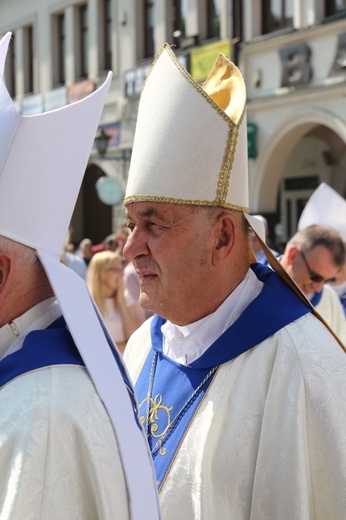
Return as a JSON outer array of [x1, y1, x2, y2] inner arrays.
[[249, 108, 346, 244]]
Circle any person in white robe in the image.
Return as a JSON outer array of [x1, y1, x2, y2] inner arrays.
[[122, 43, 346, 520], [331, 270, 346, 315], [0, 293, 130, 519], [0, 32, 160, 520], [315, 283, 346, 336], [297, 182, 346, 319], [279, 225, 346, 345]]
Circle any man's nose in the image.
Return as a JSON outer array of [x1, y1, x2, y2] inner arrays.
[[123, 229, 148, 260]]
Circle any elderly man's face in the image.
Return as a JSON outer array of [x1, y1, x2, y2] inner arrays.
[[124, 201, 215, 325]]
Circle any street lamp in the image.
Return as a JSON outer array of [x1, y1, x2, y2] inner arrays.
[[94, 129, 111, 156]]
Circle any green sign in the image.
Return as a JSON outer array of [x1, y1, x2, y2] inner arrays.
[[247, 122, 257, 159]]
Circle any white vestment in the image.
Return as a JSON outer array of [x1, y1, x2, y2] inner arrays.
[[314, 283, 346, 345], [0, 299, 130, 520], [0, 367, 129, 520], [125, 277, 346, 520]]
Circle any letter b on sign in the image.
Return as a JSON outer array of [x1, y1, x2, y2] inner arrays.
[[279, 44, 312, 88]]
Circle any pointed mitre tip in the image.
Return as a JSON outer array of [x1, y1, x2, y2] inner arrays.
[[0, 32, 12, 77], [104, 70, 113, 87], [88, 70, 113, 100]]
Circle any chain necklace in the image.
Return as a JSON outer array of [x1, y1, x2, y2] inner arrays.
[[143, 351, 219, 456]]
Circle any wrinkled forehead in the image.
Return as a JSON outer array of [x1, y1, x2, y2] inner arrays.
[[125, 200, 198, 220]]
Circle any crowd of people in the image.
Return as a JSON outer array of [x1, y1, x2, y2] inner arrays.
[[62, 225, 147, 354]]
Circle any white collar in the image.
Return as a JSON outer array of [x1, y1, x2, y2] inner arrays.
[[0, 297, 61, 361], [162, 268, 263, 365]]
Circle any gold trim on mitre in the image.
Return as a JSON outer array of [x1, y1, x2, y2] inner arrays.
[[124, 43, 248, 211], [123, 194, 248, 212], [202, 51, 246, 206]]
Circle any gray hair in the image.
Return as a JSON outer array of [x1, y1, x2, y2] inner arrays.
[[0, 236, 38, 267], [288, 225, 346, 268], [0, 235, 55, 305]]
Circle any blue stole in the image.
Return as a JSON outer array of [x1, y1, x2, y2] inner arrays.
[[136, 263, 312, 489], [0, 316, 133, 397], [310, 290, 323, 307], [340, 292, 346, 316], [0, 316, 85, 387]]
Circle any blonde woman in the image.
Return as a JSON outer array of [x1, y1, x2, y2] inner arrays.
[[87, 251, 143, 353]]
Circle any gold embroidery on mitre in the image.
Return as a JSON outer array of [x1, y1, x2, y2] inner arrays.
[[201, 51, 246, 206], [215, 109, 246, 205], [123, 194, 249, 213], [163, 43, 239, 125], [140, 43, 244, 133], [139, 44, 167, 97]]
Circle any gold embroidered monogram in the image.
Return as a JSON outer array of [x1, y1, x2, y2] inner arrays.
[[141, 352, 219, 458], [140, 394, 173, 456]]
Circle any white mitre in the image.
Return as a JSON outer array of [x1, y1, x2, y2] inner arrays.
[[0, 33, 108, 257], [125, 43, 248, 207], [298, 182, 346, 242], [125, 43, 264, 240], [0, 32, 160, 518]]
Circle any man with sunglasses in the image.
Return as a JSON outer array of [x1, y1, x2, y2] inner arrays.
[[280, 224, 346, 344]]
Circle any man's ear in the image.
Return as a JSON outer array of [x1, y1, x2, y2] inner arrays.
[[287, 245, 298, 266], [212, 213, 236, 265], [0, 253, 12, 293]]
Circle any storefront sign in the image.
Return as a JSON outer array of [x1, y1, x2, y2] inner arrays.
[[180, 34, 199, 50], [21, 94, 44, 115], [44, 86, 67, 111], [124, 63, 151, 99], [279, 43, 312, 87], [329, 32, 346, 75], [67, 79, 95, 104], [279, 31, 346, 88], [124, 54, 189, 98], [190, 40, 231, 83], [93, 122, 121, 152], [247, 122, 257, 159]]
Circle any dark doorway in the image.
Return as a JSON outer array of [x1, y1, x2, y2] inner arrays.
[[72, 163, 113, 245]]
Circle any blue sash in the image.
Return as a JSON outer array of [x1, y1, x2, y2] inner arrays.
[[310, 290, 323, 307], [136, 263, 312, 489], [0, 316, 85, 387], [0, 315, 144, 439], [340, 293, 346, 316]]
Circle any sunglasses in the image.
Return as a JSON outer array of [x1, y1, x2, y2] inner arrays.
[[299, 250, 336, 284]]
